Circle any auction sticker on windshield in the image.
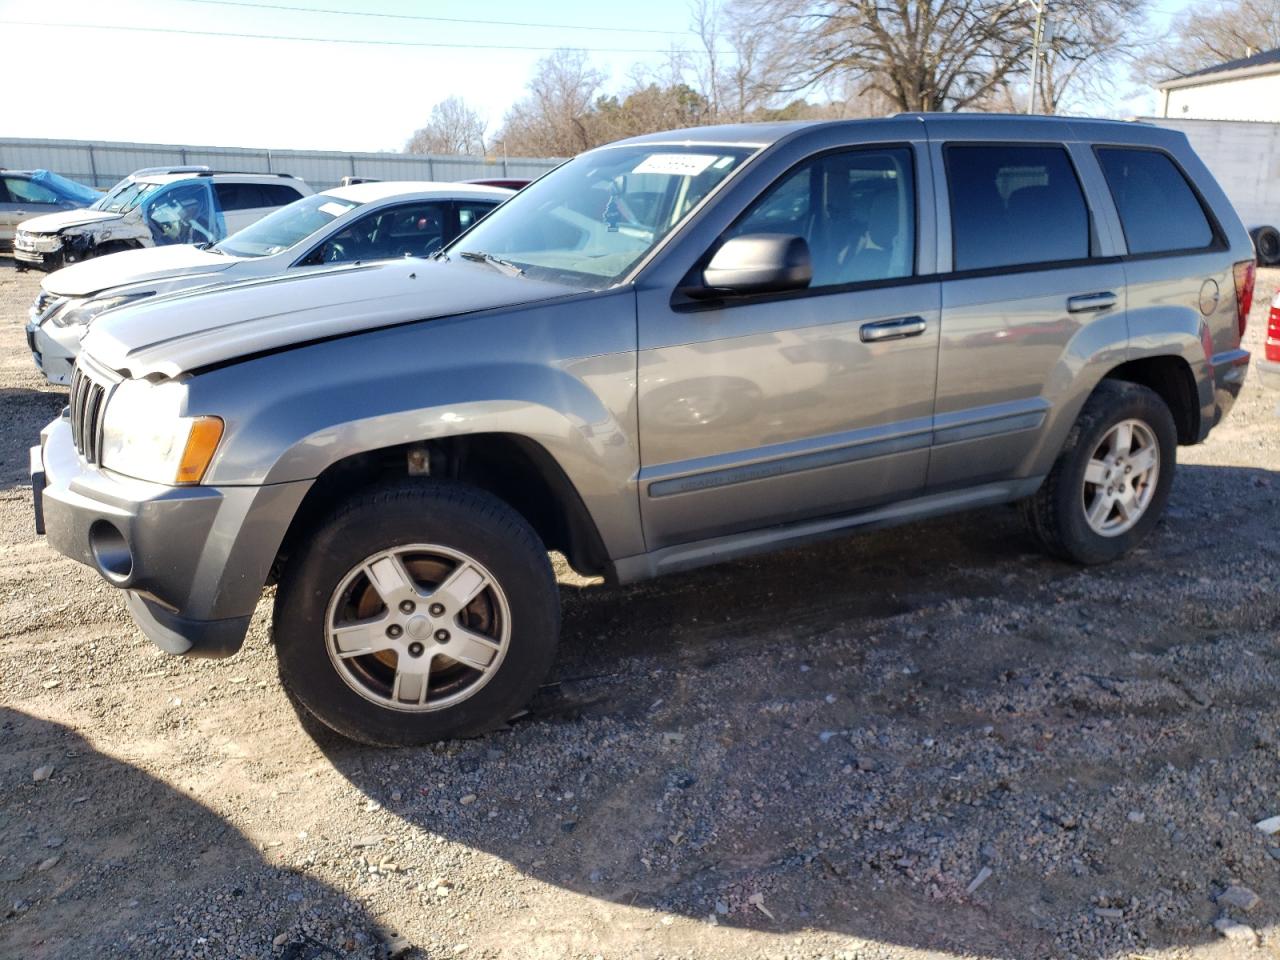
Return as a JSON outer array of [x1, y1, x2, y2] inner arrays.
[[632, 154, 720, 176], [318, 201, 355, 218]]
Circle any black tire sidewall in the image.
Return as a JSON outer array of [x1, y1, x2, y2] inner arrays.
[[1050, 386, 1177, 564], [274, 482, 559, 746]]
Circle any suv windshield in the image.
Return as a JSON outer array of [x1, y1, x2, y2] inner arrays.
[[449, 143, 756, 288], [215, 194, 362, 258], [92, 179, 163, 214]]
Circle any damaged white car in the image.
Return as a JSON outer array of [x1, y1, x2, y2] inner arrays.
[[13, 166, 312, 271]]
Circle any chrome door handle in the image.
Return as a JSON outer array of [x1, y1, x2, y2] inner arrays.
[[860, 316, 927, 343], [1067, 292, 1117, 313]]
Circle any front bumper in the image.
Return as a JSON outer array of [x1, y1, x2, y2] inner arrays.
[[14, 234, 64, 269], [24, 320, 75, 385], [33, 416, 311, 658]]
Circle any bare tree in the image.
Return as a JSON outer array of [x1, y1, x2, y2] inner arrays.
[[405, 96, 487, 156], [493, 49, 607, 157], [734, 0, 1145, 115], [1135, 0, 1280, 84]]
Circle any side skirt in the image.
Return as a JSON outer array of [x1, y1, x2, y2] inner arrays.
[[610, 476, 1045, 584]]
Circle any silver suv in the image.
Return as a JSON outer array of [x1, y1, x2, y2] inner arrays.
[[31, 115, 1254, 745]]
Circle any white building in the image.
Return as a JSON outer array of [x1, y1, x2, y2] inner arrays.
[[1158, 47, 1280, 122]]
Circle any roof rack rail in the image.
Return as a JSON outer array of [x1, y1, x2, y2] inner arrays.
[[193, 170, 298, 179], [130, 165, 212, 176]]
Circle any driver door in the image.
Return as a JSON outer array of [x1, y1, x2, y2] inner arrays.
[[635, 143, 941, 550]]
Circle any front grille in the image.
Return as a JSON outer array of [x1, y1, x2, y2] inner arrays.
[[69, 364, 110, 464]]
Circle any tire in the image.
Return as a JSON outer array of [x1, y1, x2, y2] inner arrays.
[[1251, 226, 1280, 266], [273, 480, 560, 746], [1020, 380, 1177, 565]]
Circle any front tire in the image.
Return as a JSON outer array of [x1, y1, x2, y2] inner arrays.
[[1021, 380, 1176, 565], [273, 480, 560, 746]]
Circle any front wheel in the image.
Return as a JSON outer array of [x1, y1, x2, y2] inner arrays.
[[273, 481, 560, 746], [1021, 380, 1177, 565]]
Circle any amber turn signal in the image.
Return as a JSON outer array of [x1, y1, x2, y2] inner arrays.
[[176, 417, 224, 484]]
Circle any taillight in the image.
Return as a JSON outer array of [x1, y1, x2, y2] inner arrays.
[[1233, 259, 1256, 338], [1267, 299, 1280, 363]]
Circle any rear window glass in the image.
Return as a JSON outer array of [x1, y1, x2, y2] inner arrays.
[[1095, 147, 1214, 255], [945, 144, 1090, 271], [214, 182, 265, 211], [260, 183, 306, 206]]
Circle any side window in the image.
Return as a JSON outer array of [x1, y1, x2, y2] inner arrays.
[[945, 144, 1090, 271], [259, 183, 306, 207], [214, 183, 266, 212], [5, 177, 59, 205], [727, 146, 916, 288], [457, 202, 498, 234], [147, 182, 217, 244], [308, 202, 448, 264], [1095, 148, 1214, 255]]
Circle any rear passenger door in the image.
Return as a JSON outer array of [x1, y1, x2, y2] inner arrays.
[[928, 134, 1128, 491]]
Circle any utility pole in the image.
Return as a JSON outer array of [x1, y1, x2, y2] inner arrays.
[[1027, 0, 1048, 115]]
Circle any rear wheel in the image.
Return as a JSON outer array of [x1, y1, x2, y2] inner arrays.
[[273, 480, 560, 745], [1021, 380, 1176, 564]]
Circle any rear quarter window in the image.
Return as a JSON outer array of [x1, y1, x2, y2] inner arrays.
[[945, 144, 1091, 272], [1094, 147, 1215, 255]]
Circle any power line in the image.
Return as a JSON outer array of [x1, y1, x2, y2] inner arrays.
[[0, 19, 696, 53], [172, 0, 689, 36]]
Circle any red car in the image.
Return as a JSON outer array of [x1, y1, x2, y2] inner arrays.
[[1262, 290, 1280, 387]]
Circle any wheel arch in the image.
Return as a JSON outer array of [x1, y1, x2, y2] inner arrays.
[[1101, 354, 1200, 445], [270, 432, 615, 586]]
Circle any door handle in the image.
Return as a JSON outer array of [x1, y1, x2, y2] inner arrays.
[[1067, 292, 1117, 313], [860, 316, 927, 343]]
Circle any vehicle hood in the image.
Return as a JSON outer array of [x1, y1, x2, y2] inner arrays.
[[84, 259, 581, 379], [19, 208, 122, 235], [44, 244, 238, 298]]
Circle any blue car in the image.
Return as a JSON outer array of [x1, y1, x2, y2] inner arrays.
[[0, 169, 99, 253]]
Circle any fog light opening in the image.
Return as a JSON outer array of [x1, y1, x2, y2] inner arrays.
[[89, 520, 133, 583]]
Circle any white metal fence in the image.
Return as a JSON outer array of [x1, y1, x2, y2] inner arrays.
[[0, 137, 562, 190]]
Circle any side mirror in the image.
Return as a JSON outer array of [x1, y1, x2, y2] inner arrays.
[[690, 233, 812, 299]]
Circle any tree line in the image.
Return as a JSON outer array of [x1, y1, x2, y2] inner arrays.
[[404, 0, 1280, 160]]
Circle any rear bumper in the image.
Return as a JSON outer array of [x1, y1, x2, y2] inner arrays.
[[34, 416, 311, 658], [1205, 347, 1250, 437]]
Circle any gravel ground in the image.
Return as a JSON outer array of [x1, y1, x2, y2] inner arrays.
[[1, 255, 1279, 960]]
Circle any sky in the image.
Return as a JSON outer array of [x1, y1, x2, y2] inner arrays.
[[0, 0, 1198, 156]]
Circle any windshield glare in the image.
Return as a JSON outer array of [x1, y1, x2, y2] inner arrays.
[[449, 144, 756, 287], [215, 194, 362, 258], [92, 178, 162, 214]]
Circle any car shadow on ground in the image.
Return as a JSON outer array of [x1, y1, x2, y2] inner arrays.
[[303, 462, 1280, 956], [0, 388, 66, 493], [0, 708, 387, 959]]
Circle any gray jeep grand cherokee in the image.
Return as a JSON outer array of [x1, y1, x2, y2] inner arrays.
[[31, 115, 1254, 745]]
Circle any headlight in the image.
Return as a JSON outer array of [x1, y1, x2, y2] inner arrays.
[[50, 291, 154, 329], [99, 379, 223, 485]]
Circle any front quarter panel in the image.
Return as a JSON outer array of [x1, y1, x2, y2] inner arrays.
[[190, 289, 644, 559]]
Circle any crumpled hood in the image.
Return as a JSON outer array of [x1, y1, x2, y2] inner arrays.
[[43, 244, 237, 298], [83, 258, 580, 379], [19, 208, 122, 235]]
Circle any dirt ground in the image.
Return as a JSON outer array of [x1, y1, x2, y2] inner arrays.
[[1, 256, 1279, 960]]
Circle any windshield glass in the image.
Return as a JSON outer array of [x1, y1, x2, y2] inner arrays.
[[214, 194, 362, 258], [92, 178, 163, 214], [449, 143, 757, 288]]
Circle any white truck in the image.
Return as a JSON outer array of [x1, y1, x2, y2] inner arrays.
[[1139, 117, 1280, 265]]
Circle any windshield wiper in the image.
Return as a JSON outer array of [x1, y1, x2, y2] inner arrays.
[[458, 250, 524, 277]]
